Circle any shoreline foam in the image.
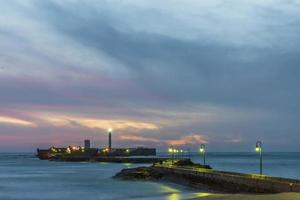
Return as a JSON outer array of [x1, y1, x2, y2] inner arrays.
[[191, 193, 300, 200]]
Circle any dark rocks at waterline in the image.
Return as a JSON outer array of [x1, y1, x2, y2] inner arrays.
[[113, 167, 164, 181], [173, 159, 212, 169]]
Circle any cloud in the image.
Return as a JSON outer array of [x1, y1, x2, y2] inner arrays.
[[120, 133, 208, 146], [0, 116, 35, 127], [1, 0, 300, 151], [166, 134, 208, 146], [224, 138, 242, 143], [39, 114, 159, 131], [119, 135, 161, 143]]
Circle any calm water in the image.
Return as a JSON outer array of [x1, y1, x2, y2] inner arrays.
[[190, 152, 300, 179], [0, 152, 299, 200]]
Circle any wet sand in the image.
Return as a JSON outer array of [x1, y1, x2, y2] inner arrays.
[[192, 193, 300, 200]]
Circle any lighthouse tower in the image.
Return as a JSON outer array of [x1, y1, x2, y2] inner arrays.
[[108, 128, 112, 151]]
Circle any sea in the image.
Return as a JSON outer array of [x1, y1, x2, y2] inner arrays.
[[0, 152, 299, 200]]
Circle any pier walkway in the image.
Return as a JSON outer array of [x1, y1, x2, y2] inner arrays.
[[153, 163, 300, 193]]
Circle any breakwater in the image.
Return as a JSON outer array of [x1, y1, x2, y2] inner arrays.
[[153, 164, 300, 193], [49, 154, 169, 163], [115, 161, 300, 193], [94, 156, 168, 163]]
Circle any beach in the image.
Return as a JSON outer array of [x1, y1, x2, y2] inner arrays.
[[192, 193, 300, 200]]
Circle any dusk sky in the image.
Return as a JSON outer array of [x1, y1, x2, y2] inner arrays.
[[1, 0, 300, 152]]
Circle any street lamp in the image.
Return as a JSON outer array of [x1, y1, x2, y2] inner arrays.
[[255, 141, 263, 175], [168, 146, 174, 164], [176, 149, 179, 159], [199, 144, 206, 165], [180, 149, 184, 159]]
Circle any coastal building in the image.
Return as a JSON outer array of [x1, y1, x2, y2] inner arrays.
[[37, 139, 157, 160]]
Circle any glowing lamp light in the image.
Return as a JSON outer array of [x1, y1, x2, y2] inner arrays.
[[66, 147, 71, 154], [168, 146, 175, 164], [126, 149, 130, 153], [50, 146, 57, 153], [72, 146, 80, 151], [255, 147, 261, 152], [255, 141, 262, 153], [255, 141, 263, 175], [199, 144, 206, 165], [108, 128, 113, 133], [199, 144, 205, 153]]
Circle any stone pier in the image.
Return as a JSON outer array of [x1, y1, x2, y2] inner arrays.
[[153, 164, 300, 193]]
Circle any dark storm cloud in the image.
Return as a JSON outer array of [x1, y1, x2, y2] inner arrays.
[[33, 0, 300, 112]]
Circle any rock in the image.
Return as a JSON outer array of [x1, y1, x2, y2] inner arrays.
[[113, 167, 164, 180], [173, 159, 195, 166], [173, 159, 212, 169]]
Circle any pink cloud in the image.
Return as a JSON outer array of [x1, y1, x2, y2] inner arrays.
[[119, 133, 208, 147], [166, 134, 208, 146], [119, 135, 161, 143]]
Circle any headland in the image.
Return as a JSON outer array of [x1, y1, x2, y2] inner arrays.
[[37, 139, 168, 163]]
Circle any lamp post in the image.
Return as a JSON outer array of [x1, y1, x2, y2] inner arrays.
[[168, 146, 174, 164], [175, 149, 179, 160], [200, 144, 206, 165], [255, 141, 263, 175], [180, 149, 184, 159]]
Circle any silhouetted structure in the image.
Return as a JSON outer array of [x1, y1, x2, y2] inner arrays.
[[37, 140, 156, 161], [108, 130, 112, 151], [84, 139, 90, 149]]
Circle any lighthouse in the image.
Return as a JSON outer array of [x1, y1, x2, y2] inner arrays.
[[108, 128, 112, 151]]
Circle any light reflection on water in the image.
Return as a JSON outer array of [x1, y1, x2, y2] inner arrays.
[[167, 193, 180, 200]]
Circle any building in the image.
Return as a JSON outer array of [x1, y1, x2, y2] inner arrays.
[[84, 139, 91, 149]]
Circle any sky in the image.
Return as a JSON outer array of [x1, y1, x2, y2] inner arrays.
[[0, 0, 300, 152]]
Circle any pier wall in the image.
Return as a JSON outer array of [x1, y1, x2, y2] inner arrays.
[[95, 157, 167, 163], [154, 166, 300, 193]]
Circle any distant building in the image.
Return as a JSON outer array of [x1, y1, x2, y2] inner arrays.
[[84, 139, 91, 149]]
